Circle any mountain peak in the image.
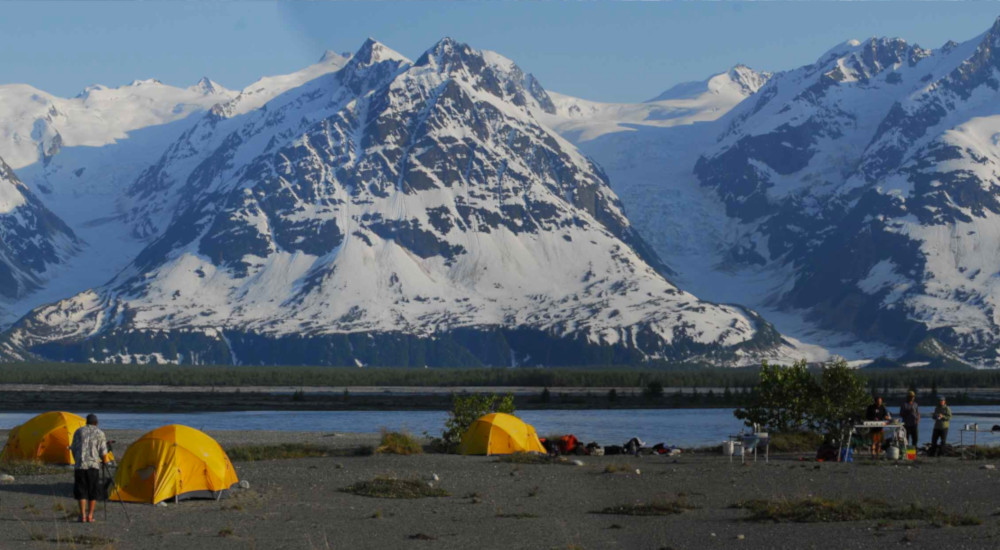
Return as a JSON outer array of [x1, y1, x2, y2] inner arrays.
[[74, 84, 108, 99], [726, 65, 772, 95], [318, 50, 348, 64], [415, 37, 473, 69], [979, 15, 1000, 49], [647, 65, 771, 103], [349, 37, 408, 67], [128, 78, 164, 87], [189, 76, 226, 95], [817, 39, 863, 64], [412, 38, 555, 113], [431, 36, 459, 52]]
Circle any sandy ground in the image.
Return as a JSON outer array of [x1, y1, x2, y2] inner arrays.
[[1, 430, 999, 549]]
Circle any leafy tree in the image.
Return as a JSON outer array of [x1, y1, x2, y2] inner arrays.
[[735, 360, 817, 433], [441, 393, 515, 449], [735, 359, 869, 437], [813, 360, 870, 437], [644, 380, 664, 398]]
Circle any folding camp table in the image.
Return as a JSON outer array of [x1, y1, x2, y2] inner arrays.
[[728, 431, 770, 464], [960, 424, 1000, 448]]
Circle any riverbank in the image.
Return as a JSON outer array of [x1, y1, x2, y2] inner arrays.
[[0, 430, 997, 549], [0, 385, 735, 412], [3, 384, 1000, 413]]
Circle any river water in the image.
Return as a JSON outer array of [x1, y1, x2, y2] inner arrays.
[[1, 407, 997, 448]]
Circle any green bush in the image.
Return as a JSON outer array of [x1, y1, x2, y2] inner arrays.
[[441, 393, 515, 449], [768, 432, 824, 453], [376, 430, 423, 455], [736, 497, 981, 526], [225, 443, 329, 462], [0, 460, 66, 476], [341, 476, 448, 499]]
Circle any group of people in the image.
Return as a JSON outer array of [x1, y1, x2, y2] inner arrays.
[[865, 392, 953, 457]]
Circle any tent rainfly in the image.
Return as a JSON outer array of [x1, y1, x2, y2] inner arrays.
[[0, 411, 86, 465], [110, 424, 239, 504], [458, 412, 546, 455]]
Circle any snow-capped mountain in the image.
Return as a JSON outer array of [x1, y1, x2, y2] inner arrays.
[[536, 65, 771, 142], [1, 38, 787, 366], [0, 157, 78, 326], [530, 18, 1000, 367], [0, 79, 238, 170], [205, 50, 350, 119], [0, 49, 359, 333], [648, 65, 772, 102], [581, 17, 1000, 367]]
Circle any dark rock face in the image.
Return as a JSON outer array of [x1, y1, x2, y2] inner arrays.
[[0, 158, 77, 300], [24, 324, 777, 367]]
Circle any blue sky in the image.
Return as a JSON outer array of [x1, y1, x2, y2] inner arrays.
[[2, 2, 999, 102]]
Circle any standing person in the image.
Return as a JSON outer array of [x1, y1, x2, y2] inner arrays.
[[899, 391, 920, 448], [70, 414, 108, 523], [930, 396, 952, 457], [865, 395, 891, 457]]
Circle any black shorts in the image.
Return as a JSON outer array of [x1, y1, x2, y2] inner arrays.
[[73, 468, 101, 501]]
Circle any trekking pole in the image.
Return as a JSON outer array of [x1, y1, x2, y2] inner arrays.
[[101, 462, 107, 521], [103, 445, 131, 525], [108, 467, 131, 523], [108, 464, 131, 524]]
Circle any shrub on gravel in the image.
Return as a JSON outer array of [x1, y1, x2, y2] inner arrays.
[[341, 476, 449, 499], [735, 497, 981, 526], [594, 499, 698, 516], [602, 463, 634, 474], [496, 454, 572, 465], [51, 534, 116, 546], [496, 512, 539, 519], [441, 393, 515, 449], [0, 460, 65, 476], [965, 447, 1000, 459], [225, 443, 329, 462], [768, 432, 824, 453], [376, 430, 423, 455]]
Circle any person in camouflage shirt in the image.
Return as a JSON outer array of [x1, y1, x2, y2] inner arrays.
[[929, 396, 953, 457], [70, 414, 108, 523]]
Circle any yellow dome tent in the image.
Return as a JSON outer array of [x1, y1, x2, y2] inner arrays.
[[110, 425, 239, 504], [0, 411, 86, 464], [458, 412, 546, 455]]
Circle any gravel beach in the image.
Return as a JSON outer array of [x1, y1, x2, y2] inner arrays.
[[1, 429, 998, 549]]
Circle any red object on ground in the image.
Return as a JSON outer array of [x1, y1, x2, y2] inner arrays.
[[556, 435, 579, 454]]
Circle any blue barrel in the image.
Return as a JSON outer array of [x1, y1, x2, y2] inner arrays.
[[839, 446, 853, 462]]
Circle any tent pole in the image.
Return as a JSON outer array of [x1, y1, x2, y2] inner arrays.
[[101, 463, 107, 521]]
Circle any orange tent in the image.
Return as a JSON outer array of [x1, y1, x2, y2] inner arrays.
[[110, 425, 239, 504], [0, 411, 85, 464]]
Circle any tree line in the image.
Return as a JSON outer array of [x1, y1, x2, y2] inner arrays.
[[0, 361, 999, 391]]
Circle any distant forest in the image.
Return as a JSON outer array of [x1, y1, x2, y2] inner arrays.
[[3, 362, 1000, 392]]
